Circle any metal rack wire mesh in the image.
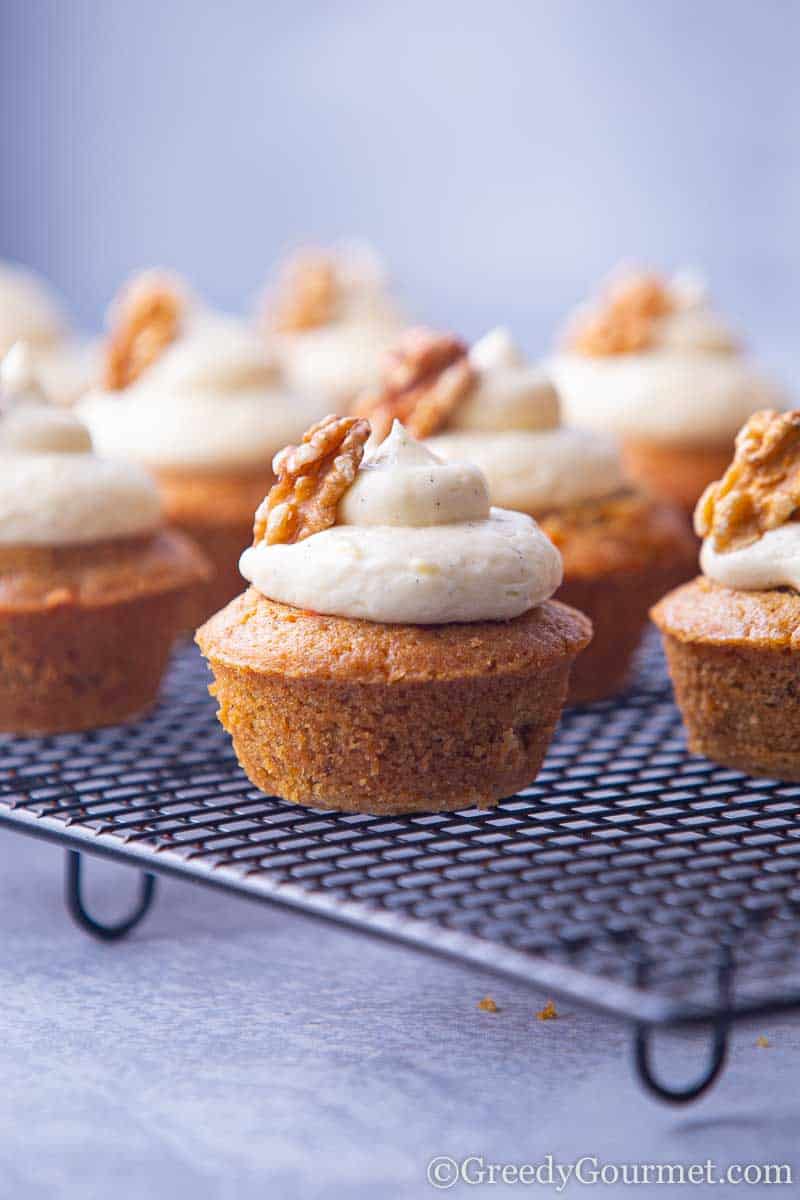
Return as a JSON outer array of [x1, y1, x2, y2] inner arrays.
[[2, 634, 800, 1046]]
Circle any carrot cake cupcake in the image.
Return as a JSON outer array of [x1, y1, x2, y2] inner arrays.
[[353, 326, 695, 703], [262, 242, 405, 407], [653, 408, 800, 780], [196, 416, 591, 814], [549, 268, 785, 513], [79, 270, 330, 623], [0, 259, 98, 407], [0, 344, 208, 733]]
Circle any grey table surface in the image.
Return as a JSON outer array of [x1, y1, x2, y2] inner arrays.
[[1, 833, 799, 1200]]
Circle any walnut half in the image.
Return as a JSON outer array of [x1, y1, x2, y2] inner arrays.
[[104, 271, 184, 390], [270, 251, 340, 333], [353, 327, 475, 442], [565, 271, 674, 357], [695, 409, 800, 551], [253, 414, 371, 546]]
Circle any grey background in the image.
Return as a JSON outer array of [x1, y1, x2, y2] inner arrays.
[[1, 0, 798, 374], [2, 2, 800, 1196]]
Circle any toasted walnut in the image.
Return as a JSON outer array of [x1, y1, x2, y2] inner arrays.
[[253, 414, 370, 546], [353, 327, 475, 441], [695, 409, 800, 551], [270, 251, 340, 333], [104, 272, 183, 389], [566, 271, 674, 357]]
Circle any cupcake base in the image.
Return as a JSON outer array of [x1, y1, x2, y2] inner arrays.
[[652, 577, 800, 780], [621, 437, 733, 515], [157, 466, 274, 628], [538, 493, 697, 703], [0, 531, 209, 733], [197, 590, 591, 814]]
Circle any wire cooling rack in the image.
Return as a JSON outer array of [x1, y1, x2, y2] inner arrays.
[[2, 633, 800, 1103]]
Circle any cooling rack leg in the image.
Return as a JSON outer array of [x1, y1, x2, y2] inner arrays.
[[633, 1019, 729, 1104], [64, 850, 157, 941], [632, 950, 732, 1104]]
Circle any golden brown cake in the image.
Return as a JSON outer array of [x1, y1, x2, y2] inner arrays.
[[549, 268, 785, 514], [363, 326, 696, 702], [0, 346, 209, 733], [197, 415, 591, 814], [652, 409, 800, 779], [79, 270, 330, 623]]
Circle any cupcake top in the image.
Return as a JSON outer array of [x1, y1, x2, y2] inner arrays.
[[550, 268, 784, 443], [696, 408, 800, 592], [0, 344, 161, 546], [355, 326, 626, 514], [264, 243, 405, 403], [80, 271, 328, 472], [239, 415, 562, 624], [0, 262, 65, 357]]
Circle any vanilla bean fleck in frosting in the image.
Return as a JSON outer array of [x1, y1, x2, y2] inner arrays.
[[240, 420, 562, 624]]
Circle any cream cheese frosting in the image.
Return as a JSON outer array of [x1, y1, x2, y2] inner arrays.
[[0, 262, 65, 357], [550, 272, 784, 443], [80, 313, 330, 472], [424, 329, 626, 513], [0, 345, 161, 545], [239, 421, 562, 623], [700, 525, 800, 592], [271, 243, 405, 402]]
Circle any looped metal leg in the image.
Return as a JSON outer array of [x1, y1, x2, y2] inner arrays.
[[65, 850, 157, 942], [632, 951, 732, 1104]]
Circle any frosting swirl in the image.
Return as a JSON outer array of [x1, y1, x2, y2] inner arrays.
[[240, 421, 562, 623], [80, 313, 330, 471], [700, 525, 800, 592], [550, 271, 783, 443], [424, 329, 626, 513], [0, 346, 161, 545], [0, 262, 65, 357]]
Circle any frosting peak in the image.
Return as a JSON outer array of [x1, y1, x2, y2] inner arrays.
[[340, 420, 489, 528], [240, 422, 562, 624]]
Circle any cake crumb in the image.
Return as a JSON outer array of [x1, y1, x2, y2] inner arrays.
[[756, 1035, 771, 1048], [537, 999, 558, 1021], [478, 996, 499, 1013]]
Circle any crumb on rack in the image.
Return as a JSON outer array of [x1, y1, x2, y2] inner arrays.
[[536, 999, 558, 1021], [756, 1035, 771, 1048], [478, 996, 499, 1013]]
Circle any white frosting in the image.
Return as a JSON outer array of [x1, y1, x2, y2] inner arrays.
[[701, 525, 800, 592], [425, 428, 626, 514], [272, 243, 404, 402], [240, 422, 562, 624], [80, 314, 329, 471], [551, 272, 783, 443], [0, 262, 65, 356], [0, 347, 161, 545], [419, 329, 624, 513]]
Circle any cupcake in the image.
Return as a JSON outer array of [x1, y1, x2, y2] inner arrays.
[[549, 268, 785, 513], [262, 242, 405, 407], [0, 260, 99, 407], [0, 344, 209, 733], [653, 408, 800, 779], [196, 415, 591, 814], [353, 326, 695, 703], [80, 270, 329, 623]]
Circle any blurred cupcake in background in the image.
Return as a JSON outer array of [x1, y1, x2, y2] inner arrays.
[[354, 325, 695, 703], [0, 260, 100, 407], [262, 242, 406, 407], [549, 268, 786, 514], [80, 270, 329, 624]]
